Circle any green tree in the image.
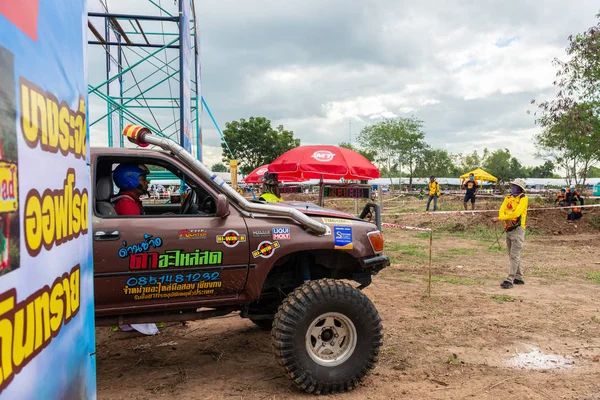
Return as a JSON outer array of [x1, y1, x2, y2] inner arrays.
[[358, 117, 427, 188], [457, 149, 491, 172], [532, 14, 600, 185], [535, 103, 600, 185], [414, 148, 457, 178], [338, 142, 376, 162], [483, 149, 524, 183], [588, 166, 600, 178], [529, 160, 556, 178], [221, 117, 300, 175], [211, 163, 227, 172]]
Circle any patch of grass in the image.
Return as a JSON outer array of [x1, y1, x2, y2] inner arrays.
[[470, 226, 498, 240], [529, 267, 569, 278], [585, 271, 600, 284], [419, 295, 441, 302], [485, 245, 505, 253], [490, 294, 517, 303], [437, 224, 501, 242], [413, 232, 431, 239], [386, 243, 428, 258], [446, 353, 464, 365], [402, 249, 428, 258], [386, 243, 426, 251], [427, 275, 483, 286], [591, 315, 599, 324], [525, 228, 542, 237], [448, 247, 477, 255]]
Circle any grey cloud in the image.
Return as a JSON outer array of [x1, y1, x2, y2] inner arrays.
[[89, 0, 600, 168]]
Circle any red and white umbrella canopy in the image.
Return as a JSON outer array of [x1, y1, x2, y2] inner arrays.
[[268, 145, 380, 180], [242, 164, 305, 184]]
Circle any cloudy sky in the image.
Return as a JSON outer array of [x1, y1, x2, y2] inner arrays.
[[88, 0, 600, 170]]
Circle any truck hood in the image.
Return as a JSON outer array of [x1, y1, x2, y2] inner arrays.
[[276, 201, 362, 221]]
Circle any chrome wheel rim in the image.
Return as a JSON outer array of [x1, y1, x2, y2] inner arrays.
[[305, 312, 357, 367]]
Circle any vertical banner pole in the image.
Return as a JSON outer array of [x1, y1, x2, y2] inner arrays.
[[230, 159, 238, 190]]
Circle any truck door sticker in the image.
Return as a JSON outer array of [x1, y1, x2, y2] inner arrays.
[[118, 234, 163, 258], [216, 229, 247, 248], [128, 249, 223, 270], [252, 241, 280, 259], [272, 227, 290, 240], [123, 271, 223, 300]]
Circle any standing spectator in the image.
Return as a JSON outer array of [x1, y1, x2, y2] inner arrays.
[[492, 179, 528, 289], [462, 173, 479, 210], [425, 176, 440, 211], [259, 172, 283, 202]]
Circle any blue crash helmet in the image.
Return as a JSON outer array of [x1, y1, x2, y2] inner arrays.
[[113, 163, 150, 190]]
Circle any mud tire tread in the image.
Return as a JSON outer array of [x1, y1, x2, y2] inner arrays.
[[271, 279, 382, 394]]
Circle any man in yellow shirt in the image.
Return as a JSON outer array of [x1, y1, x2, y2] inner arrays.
[[425, 175, 441, 211], [492, 178, 528, 289], [259, 172, 283, 202]]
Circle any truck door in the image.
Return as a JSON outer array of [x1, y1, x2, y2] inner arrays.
[[91, 153, 250, 315]]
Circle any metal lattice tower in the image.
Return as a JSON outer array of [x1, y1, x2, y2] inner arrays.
[[87, 0, 202, 160]]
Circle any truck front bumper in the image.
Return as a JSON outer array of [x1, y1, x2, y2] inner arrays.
[[352, 254, 390, 289], [361, 254, 390, 274]]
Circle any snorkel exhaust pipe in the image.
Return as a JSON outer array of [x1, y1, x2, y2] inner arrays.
[[122, 125, 329, 235]]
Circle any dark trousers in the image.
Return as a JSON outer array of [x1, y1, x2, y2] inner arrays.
[[426, 195, 438, 211]]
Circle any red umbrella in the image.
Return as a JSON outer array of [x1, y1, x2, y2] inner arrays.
[[242, 164, 305, 184], [268, 145, 380, 180]]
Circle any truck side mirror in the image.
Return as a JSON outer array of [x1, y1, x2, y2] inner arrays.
[[215, 194, 230, 218]]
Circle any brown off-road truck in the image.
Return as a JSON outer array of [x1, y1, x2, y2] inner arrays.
[[91, 128, 390, 394]]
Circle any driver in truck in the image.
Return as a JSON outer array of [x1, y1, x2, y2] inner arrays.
[[112, 163, 150, 215], [111, 163, 162, 335]]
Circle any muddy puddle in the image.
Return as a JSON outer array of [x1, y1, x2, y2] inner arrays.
[[506, 346, 574, 370]]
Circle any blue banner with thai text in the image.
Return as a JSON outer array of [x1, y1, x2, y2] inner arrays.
[[0, 0, 96, 398]]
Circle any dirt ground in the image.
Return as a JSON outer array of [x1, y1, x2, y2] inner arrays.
[[96, 198, 600, 400]]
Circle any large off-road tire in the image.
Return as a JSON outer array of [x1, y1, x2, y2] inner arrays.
[[271, 279, 382, 394], [250, 318, 274, 331]]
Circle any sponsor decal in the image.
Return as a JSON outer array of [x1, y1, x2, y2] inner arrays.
[[128, 249, 223, 270], [311, 150, 336, 162], [119, 234, 162, 258], [123, 271, 222, 300], [216, 229, 247, 248], [210, 174, 225, 187], [272, 227, 290, 240], [334, 226, 353, 250], [257, 167, 268, 175], [252, 230, 271, 238], [322, 217, 353, 225], [252, 241, 280, 259], [179, 229, 207, 240]]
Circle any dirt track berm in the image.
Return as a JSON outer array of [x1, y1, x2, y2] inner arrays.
[[91, 125, 390, 393]]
